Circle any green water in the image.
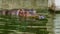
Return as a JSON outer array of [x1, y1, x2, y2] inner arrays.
[[0, 15, 48, 34]]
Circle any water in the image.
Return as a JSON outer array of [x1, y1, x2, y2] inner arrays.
[[54, 14, 60, 34], [0, 15, 48, 34]]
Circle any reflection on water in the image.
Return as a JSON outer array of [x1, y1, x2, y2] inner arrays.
[[54, 14, 60, 34]]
